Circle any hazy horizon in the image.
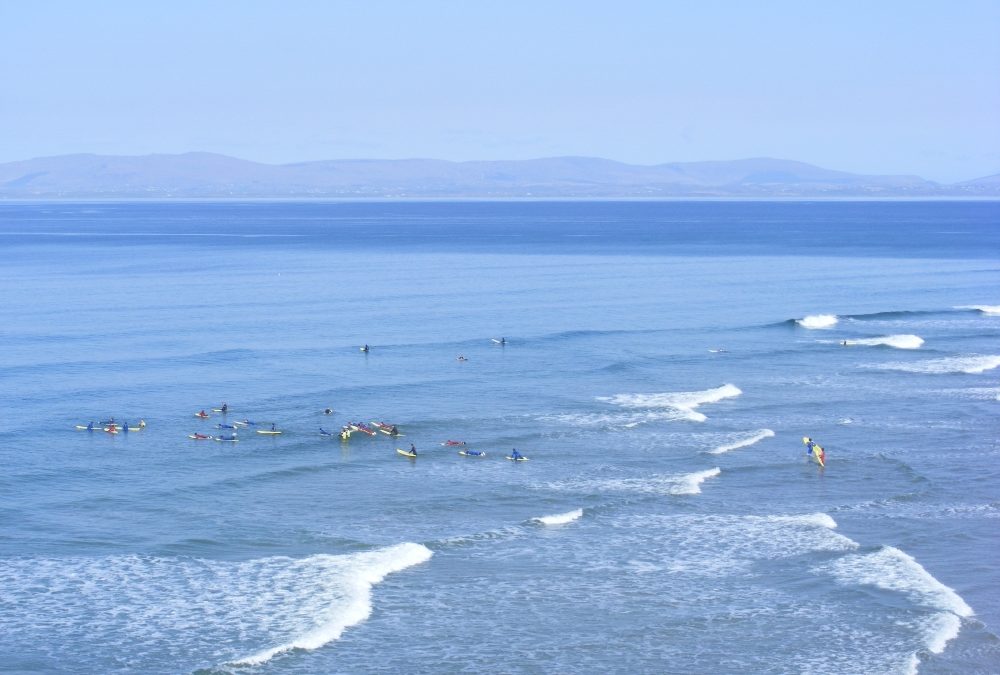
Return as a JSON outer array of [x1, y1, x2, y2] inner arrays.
[[2, 1, 998, 183]]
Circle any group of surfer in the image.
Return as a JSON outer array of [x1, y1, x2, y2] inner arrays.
[[79, 418, 146, 433]]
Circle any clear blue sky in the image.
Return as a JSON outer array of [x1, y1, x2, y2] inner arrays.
[[2, 1, 998, 182]]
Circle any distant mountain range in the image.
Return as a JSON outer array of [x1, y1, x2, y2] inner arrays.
[[0, 152, 997, 199]]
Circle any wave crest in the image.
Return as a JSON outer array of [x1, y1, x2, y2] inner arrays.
[[797, 314, 839, 329], [956, 304, 1000, 316], [533, 509, 584, 525], [231, 543, 433, 666], [870, 354, 1000, 374], [707, 429, 775, 454], [845, 334, 924, 349], [0, 543, 433, 671], [598, 384, 742, 423], [823, 546, 973, 617]]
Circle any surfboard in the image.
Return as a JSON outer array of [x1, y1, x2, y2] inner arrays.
[[396, 448, 417, 458], [188, 434, 213, 440], [195, 412, 210, 418], [256, 429, 282, 435], [811, 445, 826, 467], [75, 425, 96, 430], [459, 450, 486, 457], [506, 455, 529, 461]]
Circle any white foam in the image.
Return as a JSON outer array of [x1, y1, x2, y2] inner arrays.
[[545, 468, 721, 496], [230, 543, 433, 666], [0, 543, 432, 669], [956, 304, 1000, 316], [533, 509, 584, 525], [763, 512, 839, 530], [822, 546, 973, 618], [846, 334, 924, 350], [797, 314, 839, 329], [624, 511, 858, 572], [541, 408, 695, 428], [870, 354, 1000, 374], [707, 429, 775, 454], [921, 611, 963, 654], [598, 384, 742, 423], [671, 467, 722, 494]]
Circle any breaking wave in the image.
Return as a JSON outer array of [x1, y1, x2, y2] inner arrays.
[[820, 546, 972, 668], [796, 314, 839, 329], [956, 304, 1000, 316], [0, 543, 432, 671], [533, 509, 584, 525], [598, 384, 742, 423], [545, 468, 721, 496], [869, 354, 1000, 375], [706, 429, 775, 454], [843, 334, 924, 349]]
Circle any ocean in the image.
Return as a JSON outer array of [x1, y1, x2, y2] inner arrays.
[[0, 200, 997, 674]]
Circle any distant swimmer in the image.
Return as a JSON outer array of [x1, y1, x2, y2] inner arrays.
[[841, 340, 849, 346], [324, 408, 334, 415], [457, 355, 468, 361]]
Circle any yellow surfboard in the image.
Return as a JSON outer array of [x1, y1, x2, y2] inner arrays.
[[811, 444, 826, 467]]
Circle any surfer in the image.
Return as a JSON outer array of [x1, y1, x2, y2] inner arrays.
[[803, 437, 826, 465], [410, 443, 417, 456], [361, 344, 369, 353], [221, 402, 228, 413], [511, 448, 523, 460], [324, 408, 333, 415], [390, 425, 399, 436]]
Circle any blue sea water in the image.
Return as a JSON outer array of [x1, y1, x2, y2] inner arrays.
[[0, 200, 998, 674]]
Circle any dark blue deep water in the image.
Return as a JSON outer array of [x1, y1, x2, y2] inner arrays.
[[1, 200, 998, 674]]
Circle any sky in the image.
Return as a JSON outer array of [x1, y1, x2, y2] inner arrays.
[[1, 1, 998, 182]]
